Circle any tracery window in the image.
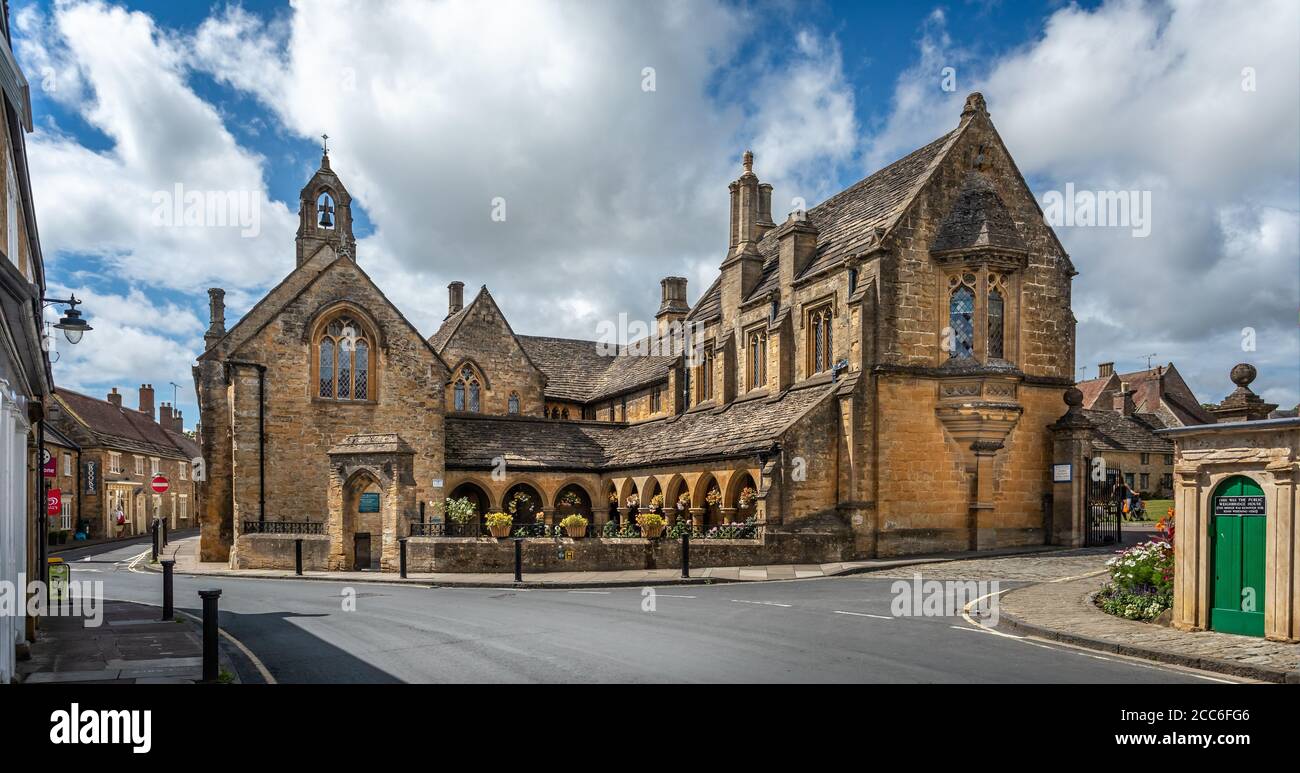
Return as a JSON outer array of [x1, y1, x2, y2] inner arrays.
[[316, 316, 373, 400], [987, 273, 1006, 360], [807, 304, 833, 374], [508, 393, 520, 414], [452, 366, 482, 412]]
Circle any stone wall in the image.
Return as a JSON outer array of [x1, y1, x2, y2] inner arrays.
[[231, 533, 331, 570], [438, 289, 546, 416]]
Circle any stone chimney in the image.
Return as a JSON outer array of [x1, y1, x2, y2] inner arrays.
[[172, 409, 185, 433], [159, 403, 173, 428], [1208, 363, 1277, 423], [205, 288, 226, 348], [107, 387, 122, 408], [448, 281, 465, 317], [138, 384, 155, 420], [656, 277, 689, 339], [1113, 381, 1136, 416], [1098, 362, 1114, 378], [720, 151, 767, 331], [776, 210, 819, 295], [756, 183, 776, 238]]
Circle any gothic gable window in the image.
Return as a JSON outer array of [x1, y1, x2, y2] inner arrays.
[[807, 304, 833, 374], [747, 328, 767, 390], [314, 314, 375, 401], [452, 366, 482, 413], [508, 393, 520, 414]]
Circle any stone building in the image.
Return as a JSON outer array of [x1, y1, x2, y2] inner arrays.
[[41, 424, 79, 538], [199, 93, 1083, 571], [50, 385, 200, 539], [1077, 361, 1213, 428]]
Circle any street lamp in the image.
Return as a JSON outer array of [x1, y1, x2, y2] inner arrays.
[[43, 294, 93, 345]]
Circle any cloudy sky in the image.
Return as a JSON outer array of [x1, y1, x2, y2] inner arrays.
[[15, 0, 1299, 428]]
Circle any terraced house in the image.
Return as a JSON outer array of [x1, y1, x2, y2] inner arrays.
[[197, 93, 1080, 572]]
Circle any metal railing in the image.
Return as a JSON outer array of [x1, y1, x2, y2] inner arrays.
[[242, 520, 324, 535], [409, 520, 480, 538]]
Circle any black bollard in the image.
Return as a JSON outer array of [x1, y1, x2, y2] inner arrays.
[[294, 538, 303, 576], [161, 559, 175, 620], [513, 538, 523, 583], [681, 532, 690, 578], [198, 589, 222, 682], [399, 538, 408, 579], [151, 521, 159, 562]]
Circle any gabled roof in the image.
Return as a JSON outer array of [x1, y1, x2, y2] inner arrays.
[[427, 285, 543, 377], [1083, 408, 1173, 454], [690, 128, 963, 319], [55, 389, 193, 460], [1077, 363, 1212, 426], [445, 380, 835, 470], [516, 335, 676, 404]]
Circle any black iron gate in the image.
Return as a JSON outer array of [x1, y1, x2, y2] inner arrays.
[[1084, 458, 1122, 547]]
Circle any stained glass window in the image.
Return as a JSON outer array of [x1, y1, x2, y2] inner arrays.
[[469, 381, 481, 412], [987, 287, 1004, 360], [317, 316, 371, 401], [454, 382, 465, 411], [950, 286, 974, 358]]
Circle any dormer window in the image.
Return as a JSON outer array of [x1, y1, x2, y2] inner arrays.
[[807, 303, 833, 374]]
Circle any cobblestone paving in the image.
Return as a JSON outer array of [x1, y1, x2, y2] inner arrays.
[[1000, 574, 1300, 676], [868, 547, 1117, 583]]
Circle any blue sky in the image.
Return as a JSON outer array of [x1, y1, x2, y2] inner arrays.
[[13, 0, 1298, 428]]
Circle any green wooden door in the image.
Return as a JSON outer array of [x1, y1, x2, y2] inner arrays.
[[1210, 476, 1266, 636]]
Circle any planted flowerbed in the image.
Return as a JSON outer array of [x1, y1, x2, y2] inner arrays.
[[1094, 514, 1174, 622]]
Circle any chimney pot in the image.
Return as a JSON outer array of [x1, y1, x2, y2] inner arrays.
[[107, 388, 122, 408], [1098, 362, 1115, 378], [448, 281, 465, 317], [1113, 381, 1136, 416], [138, 384, 155, 420], [205, 288, 226, 347]]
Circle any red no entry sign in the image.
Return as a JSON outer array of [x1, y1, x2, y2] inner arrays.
[[151, 474, 170, 494]]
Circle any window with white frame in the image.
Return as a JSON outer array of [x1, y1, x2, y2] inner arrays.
[[134, 455, 144, 475], [179, 495, 188, 520], [109, 452, 122, 474], [62, 452, 72, 477], [150, 457, 159, 475], [60, 499, 72, 531], [179, 460, 187, 480]]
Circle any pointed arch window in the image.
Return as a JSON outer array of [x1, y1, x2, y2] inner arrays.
[[948, 276, 976, 359], [987, 281, 1005, 360], [454, 365, 482, 413], [807, 304, 833, 374], [508, 393, 520, 414], [747, 328, 767, 390], [315, 315, 375, 400]]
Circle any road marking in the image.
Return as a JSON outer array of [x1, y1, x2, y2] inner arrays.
[[730, 599, 791, 607], [657, 594, 696, 599], [833, 610, 892, 620], [567, 591, 610, 595]]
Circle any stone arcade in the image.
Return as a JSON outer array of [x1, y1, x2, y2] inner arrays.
[[196, 93, 1081, 572]]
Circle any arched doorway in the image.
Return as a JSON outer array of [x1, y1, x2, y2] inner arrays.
[[344, 471, 383, 570], [1210, 475, 1266, 637], [698, 474, 723, 526], [503, 482, 543, 536], [448, 481, 491, 536]]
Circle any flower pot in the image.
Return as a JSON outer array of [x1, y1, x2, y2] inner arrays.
[[565, 524, 586, 539], [487, 523, 513, 538], [641, 523, 665, 539]]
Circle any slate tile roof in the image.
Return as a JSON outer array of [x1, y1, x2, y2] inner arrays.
[[690, 129, 960, 319], [929, 171, 1027, 254], [517, 334, 677, 404], [446, 381, 834, 470], [1076, 364, 1213, 426], [1083, 409, 1173, 454], [55, 389, 195, 460]]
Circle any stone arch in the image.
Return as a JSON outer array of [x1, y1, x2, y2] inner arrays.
[[615, 476, 639, 509], [503, 481, 544, 522], [302, 300, 387, 350], [342, 468, 384, 570], [448, 479, 493, 531], [692, 472, 720, 510], [549, 477, 597, 513], [553, 482, 594, 518], [726, 469, 760, 518], [640, 476, 664, 512], [448, 357, 492, 391], [661, 473, 689, 518]]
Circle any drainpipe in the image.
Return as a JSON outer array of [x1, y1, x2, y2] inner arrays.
[[226, 360, 267, 523], [36, 417, 47, 585]]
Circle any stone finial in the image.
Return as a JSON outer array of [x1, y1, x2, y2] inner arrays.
[[1051, 386, 1093, 430], [1230, 362, 1257, 388], [1064, 387, 1083, 409], [1209, 362, 1277, 423], [742, 150, 754, 174], [961, 92, 988, 118]]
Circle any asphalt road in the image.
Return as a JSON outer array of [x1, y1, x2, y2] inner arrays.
[[66, 534, 1235, 684]]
